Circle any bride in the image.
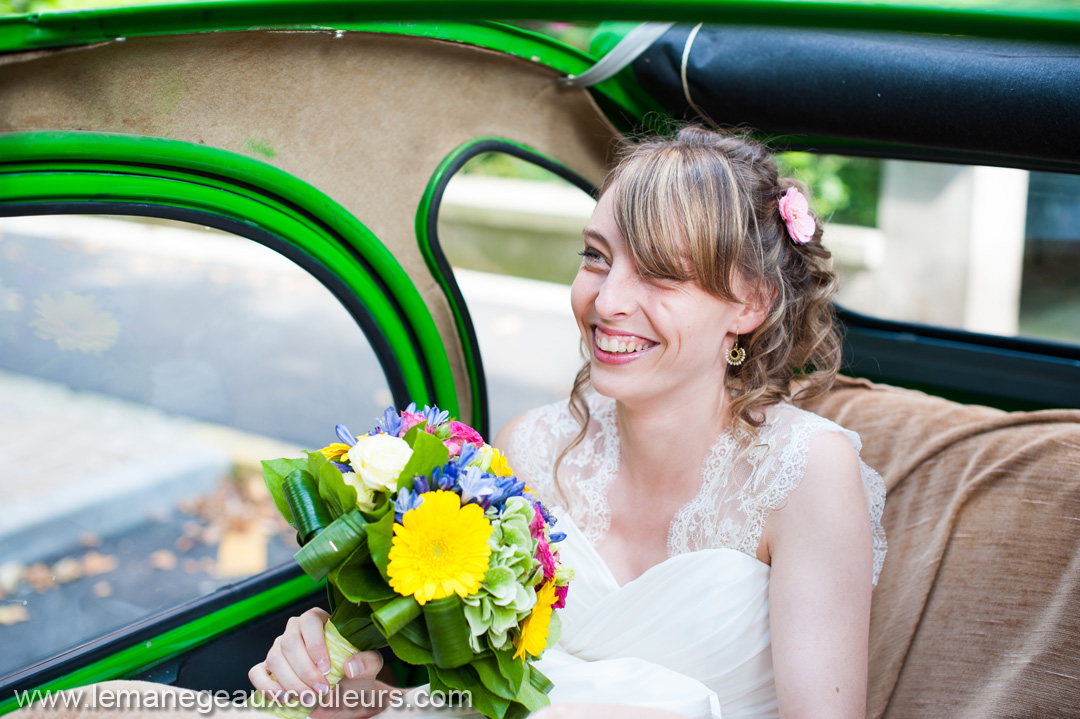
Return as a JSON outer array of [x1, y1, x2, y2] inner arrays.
[[250, 127, 887, 719]]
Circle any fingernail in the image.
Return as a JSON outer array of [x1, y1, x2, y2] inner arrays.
[[346, 658, 362, 678], [317, 659, 330, 673]]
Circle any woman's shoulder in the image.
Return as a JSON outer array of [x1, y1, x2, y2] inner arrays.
[[762, 401, 865, 454]]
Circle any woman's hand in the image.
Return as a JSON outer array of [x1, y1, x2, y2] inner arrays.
[[248, 607, 393, 719]]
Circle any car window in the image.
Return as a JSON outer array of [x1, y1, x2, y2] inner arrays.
[[796, 153, 1080, 346], [0, 215, 393, 678], [436, 152, 596, 437]]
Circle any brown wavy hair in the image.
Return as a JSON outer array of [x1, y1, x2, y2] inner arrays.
[[557, 126, 842, 472]]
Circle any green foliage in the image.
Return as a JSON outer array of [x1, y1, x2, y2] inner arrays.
[[305, 450, 354, 518], [775, 152, 882, 227], [261, 457, 309, 528]]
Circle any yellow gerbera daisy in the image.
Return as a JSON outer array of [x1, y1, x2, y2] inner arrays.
[[320, 443, 352, 462], [387, 490, 492, 605], [514, 581, 558, 661]]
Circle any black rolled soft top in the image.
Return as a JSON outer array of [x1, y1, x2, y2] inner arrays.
[[631, 25, 1080, 171]]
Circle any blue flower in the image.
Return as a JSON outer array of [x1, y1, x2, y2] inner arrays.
[[394, 487, 424, 523], [454, 442, 480, 467], [335, 424, 357, 446], [457, 466, 497, 505], [373, 407, 403, 437], [488, 476, 526, 510], [534, 499, 557, 527], [430, 462, 460, 492]]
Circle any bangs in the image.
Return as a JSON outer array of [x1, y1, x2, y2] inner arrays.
[[608, 144, 744, 300]]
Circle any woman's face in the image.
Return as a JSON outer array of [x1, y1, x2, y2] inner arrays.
[[570, 188, 753, 407]]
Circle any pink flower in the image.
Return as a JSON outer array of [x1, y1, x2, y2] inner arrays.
[[552, 584, 569, 610], [535, 538, 556, 583], [778, 187, 815, 245], [442, 420, 484, 457], [529, 507, 546, 540], [397, 411, 426, 437]]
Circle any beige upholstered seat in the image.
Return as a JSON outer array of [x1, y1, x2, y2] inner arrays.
[[796, 376, 1080, 718]]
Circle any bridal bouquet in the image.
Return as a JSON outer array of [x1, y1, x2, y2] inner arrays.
[[251, 404, 572, 719]]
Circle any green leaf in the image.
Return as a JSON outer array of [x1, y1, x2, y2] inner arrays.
[[371, 596, 422, 638], [262, 457, 308, 527], [401, 420, 427, 446], [423, 595, 473, 669], [471, 654, 516, 700], [386, 621, 435, 665], [333, 561, 395, 603], [282, 470, 332, 545], [366, 510, 396, 580], [309, 450, 357, 518], [492, 644, 525, 694], [396, 430, 450, 492], [433, 664, 508, 719], [294, 511, 368, 582], [514, 665, 552, 712]]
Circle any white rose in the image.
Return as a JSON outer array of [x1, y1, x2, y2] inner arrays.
[[340, 472, 376, 512], [346, 433, 414, 494]]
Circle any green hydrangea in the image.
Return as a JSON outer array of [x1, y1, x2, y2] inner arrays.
[[462, 497, 541, 651]]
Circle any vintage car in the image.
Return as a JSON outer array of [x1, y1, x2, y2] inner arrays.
[[0, 1, 1078, 717]]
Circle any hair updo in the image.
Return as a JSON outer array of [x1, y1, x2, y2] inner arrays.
[[562, 126, 842, 455]]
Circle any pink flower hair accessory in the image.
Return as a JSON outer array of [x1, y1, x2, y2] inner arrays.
[[778, 187, 815, 245]]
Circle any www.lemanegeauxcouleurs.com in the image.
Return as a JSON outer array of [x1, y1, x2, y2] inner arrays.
[[14, 685, 474, 714]]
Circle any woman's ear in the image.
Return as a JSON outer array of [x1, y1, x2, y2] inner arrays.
[[735, 277, 775, 334]]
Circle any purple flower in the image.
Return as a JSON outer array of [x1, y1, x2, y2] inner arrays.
[[454, 443, 480, 467], [374, 407, 403, 437], [488, 476, 526, 510], [431, 462, 461, 492], [458, 466, 497, 505], [335, 424, 357, 446], [394, 487, 424, 522]]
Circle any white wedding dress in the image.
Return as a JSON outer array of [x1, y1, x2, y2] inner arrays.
[[498, 391, 888, 719], [377, 391, 886, 719]]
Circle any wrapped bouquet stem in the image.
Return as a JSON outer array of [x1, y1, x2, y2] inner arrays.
[[249, 405, 572, 719]]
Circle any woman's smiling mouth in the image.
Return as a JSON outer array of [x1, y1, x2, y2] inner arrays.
[[593, 326, 658, 362]]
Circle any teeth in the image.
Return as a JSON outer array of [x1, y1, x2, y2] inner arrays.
[[595, 330, 653, 354]]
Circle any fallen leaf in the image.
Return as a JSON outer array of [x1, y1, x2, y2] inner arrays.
[[0, 605, 29, 626], [149, 550, 177, 571], [0, 562, 23, 594], [215, 525, 267, 578], [79, 532, 102, 548], [52, 557, 82, 584], [81, 551, 118, 577], [25, 564, 56, 592]]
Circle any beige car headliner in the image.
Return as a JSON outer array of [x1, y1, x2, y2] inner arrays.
[[0, 30, 621, 419]]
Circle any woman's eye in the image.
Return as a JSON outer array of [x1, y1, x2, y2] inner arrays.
[[578, 248, 606, 266]]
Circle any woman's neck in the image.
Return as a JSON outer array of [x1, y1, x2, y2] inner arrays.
[[612, 381, 732, 493]]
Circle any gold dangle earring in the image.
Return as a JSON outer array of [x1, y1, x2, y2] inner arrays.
[[726, 332, 746, 367]]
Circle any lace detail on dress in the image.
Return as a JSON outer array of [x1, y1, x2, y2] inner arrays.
[[509, 394, 620, 545], [509, 393, 887, 586]]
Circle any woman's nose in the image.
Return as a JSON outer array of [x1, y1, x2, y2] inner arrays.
[[594, 264, 638, 319]]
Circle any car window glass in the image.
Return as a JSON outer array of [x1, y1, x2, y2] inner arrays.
[[780, 154, 1079, 347], [0, 215, 393, 678], [437, 153, 596, 438]]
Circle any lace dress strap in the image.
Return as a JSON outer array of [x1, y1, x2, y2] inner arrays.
[[509, 395, 887, 587]]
